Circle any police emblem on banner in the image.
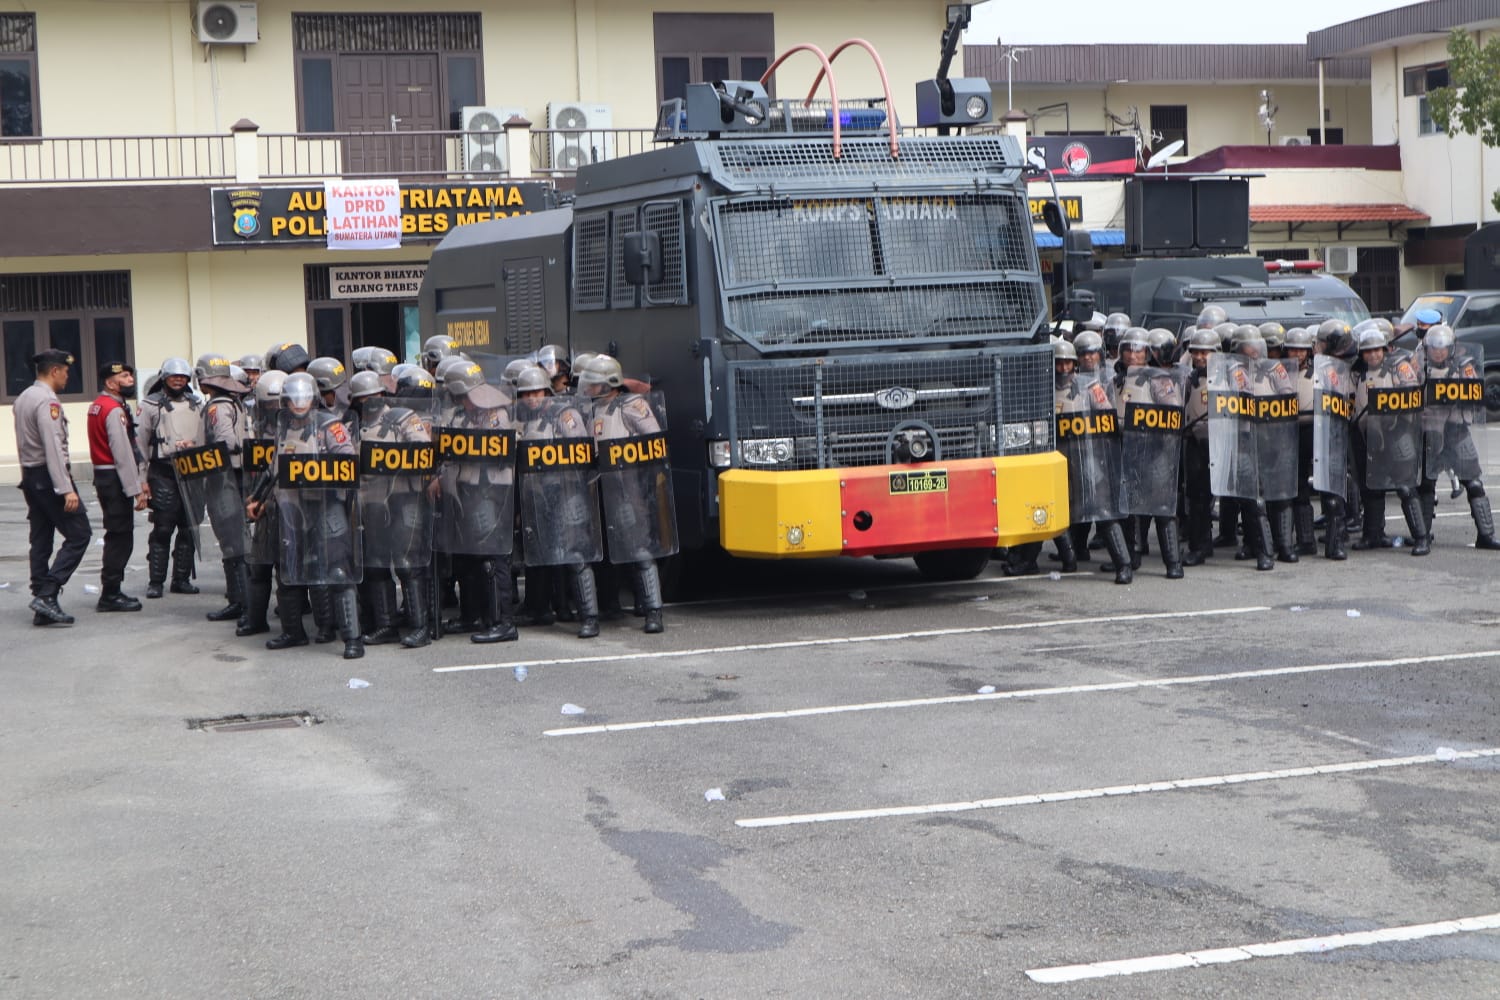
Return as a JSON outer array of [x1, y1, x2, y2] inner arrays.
[[228, 188, 263, 238]]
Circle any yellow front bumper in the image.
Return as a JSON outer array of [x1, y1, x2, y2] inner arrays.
[[718, 452, 1069, 558]]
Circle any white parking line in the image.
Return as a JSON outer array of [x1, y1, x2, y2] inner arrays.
[[733, 747, 1500, 829], [542, 649, 1500, 737], [436, 605, 1269, 675], [1025, 911, 1500, 984]]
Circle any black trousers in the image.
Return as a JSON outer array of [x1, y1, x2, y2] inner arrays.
[[92, 468, 135, 592], [20, 467, 92, 598]]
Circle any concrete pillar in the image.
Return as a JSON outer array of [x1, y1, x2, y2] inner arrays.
[[231, 118, 260, 184], [505, 115, 534, 179]]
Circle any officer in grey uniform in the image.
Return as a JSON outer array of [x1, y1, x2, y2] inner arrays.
[[237, 370, 285, 637], [578, 354, 672, 633], [422, 335, 460, 376], [1180, 328, 1219, 564], [516, 366, 605, 636], [194, 354, 252, 622], [15, 350, 92, 625], [136, 356, 204, 598], [1416, 325, 1500, 550], [1115, 330, 1186, 578], [310, 356, 355, 428], [1351, 327, 1428, 554]]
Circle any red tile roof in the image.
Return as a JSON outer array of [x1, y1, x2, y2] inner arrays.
[[1251, 203, 1429, 223]]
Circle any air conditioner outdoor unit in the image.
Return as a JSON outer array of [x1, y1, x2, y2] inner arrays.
[[1280, 135, 1312, 146], [1325, 245, 1359, 275], [461, 106, 525, 175], [548, 102, 614, 171], [196, 1, 258, 44]]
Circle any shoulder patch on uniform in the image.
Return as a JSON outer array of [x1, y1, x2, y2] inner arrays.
[[49, 403, 61, 420], [330, 422, 348, 443], [1397, 361, 1415, 379]]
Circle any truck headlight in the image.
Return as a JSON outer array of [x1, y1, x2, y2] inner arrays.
[[1002, 422, 1033, 449], [1032, 419, 1052, 448], [739, 437, 795, 466]]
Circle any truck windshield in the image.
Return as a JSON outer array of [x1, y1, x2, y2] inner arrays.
[[712, 192, 1044, 349], [1400, 294, 1463, 325]]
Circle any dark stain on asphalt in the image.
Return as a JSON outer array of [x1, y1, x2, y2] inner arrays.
[[585, 789, 798, 954], [655, 687, 740, 707]]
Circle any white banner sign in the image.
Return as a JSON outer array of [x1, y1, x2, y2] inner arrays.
[[328, 265, 427, 300], [324, 179, 402, 250]]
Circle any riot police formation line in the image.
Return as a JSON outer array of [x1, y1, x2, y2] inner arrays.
[[18, 336, 679, 653], [1009, 307, 1499, 582]]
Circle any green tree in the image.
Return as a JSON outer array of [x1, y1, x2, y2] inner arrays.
[[1428, 28, 1500, 211]]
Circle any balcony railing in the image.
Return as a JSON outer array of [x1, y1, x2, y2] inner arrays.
[[0, 127, 658, 185]]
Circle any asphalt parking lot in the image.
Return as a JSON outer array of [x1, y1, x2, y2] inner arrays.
[[4, 461, 1500, 998]]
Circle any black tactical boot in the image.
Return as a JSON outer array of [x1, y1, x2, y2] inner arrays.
[[1294, 502, 1318, 555], [266, 586, 309, 649], [1134, 515, 1150, 559], [361, 577, 402, 645], [207, 557, 246, 621], [596, 561, 626, 620], [1053, 531, 1078, 572], [146, 541, 169, 598], [1400, 491, 1431, 556], [517, 566, 556, 626], [1102, 521, 1133, 585], [1157, 517, 1184, 580], [1324, 499, 1347, 561], [574, 566, 601, 638], [96, 589, 143, 613], [400, 573, 433, 648], [1472, 490, 1500, 550], [472, 559, 519, 644], [237, 568, 272, 636], [1069, 523, 1093, 563], [1003, 542, 1042, 576], [442, 567, 483, 633], [307, 586, 337, 643], [1250, 506, 1275, 571], [636, 561, 665, 634], [170, 536, 198, 594], [335, 587, 364, 659], [29, 592, 75, 625], [1351, 493, 1391, 549], [1272, 504, 1298, 563]]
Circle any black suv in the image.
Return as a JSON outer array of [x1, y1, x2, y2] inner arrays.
[[1395, 291, 1500, 413]]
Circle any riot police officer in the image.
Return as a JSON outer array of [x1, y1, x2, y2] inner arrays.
[[352, 370, 441, 647], [1180, 328, 1220, 564], [1416, 325, 1500, 550], [516, 365, 605, 634], [422, 335, 459, 376], [310, 356, 355, 428], [434, 361, 518, 644], [534, 344, 573, 394], [578, 354, 675, 633], [237, 371, 284, 637], [1116, 331, 1186, 578], [196, 354, 252, 622], [251, 372, 364, 658], [1056, 350, 1133, 584], [137, 356, 204, 598], [1351, 327, 1429, 555]]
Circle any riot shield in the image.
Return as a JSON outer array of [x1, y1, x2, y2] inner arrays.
[[244, 426, 278, 566], [360, 400, 438, 570], [1423, 343, 1485, 482], [433, 386, 516, 557], [1360, 358, 1424, 492], [274, 410, 362, 586], [1252, 358, 1300, 502], [1055, 372, 1122, 524], [1207, 354, 1259, 499], [171, 443, 233, 557], [518, 396, 603, 566], [594, 391, 679, 561], [1118, 367, 1184, 518], [1312, 356, 1353, 495]]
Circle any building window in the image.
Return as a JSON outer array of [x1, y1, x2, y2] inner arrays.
[[1417, 95, 1443, 135], [1403, 62, 1449, 97], [1305, 127, 1344, 145], [0, 13, 40, 138], [1348, 246, 1400, 314], [1, 272, 134, 402], [292, 14, 484, 133], [654, 13, 775, 104], [1149, 105, 1187, 155]]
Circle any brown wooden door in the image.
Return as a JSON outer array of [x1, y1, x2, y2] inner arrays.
[[339, 54, 441, 176]]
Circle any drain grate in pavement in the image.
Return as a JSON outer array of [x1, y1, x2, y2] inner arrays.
[[187, 712, 321, 733]]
